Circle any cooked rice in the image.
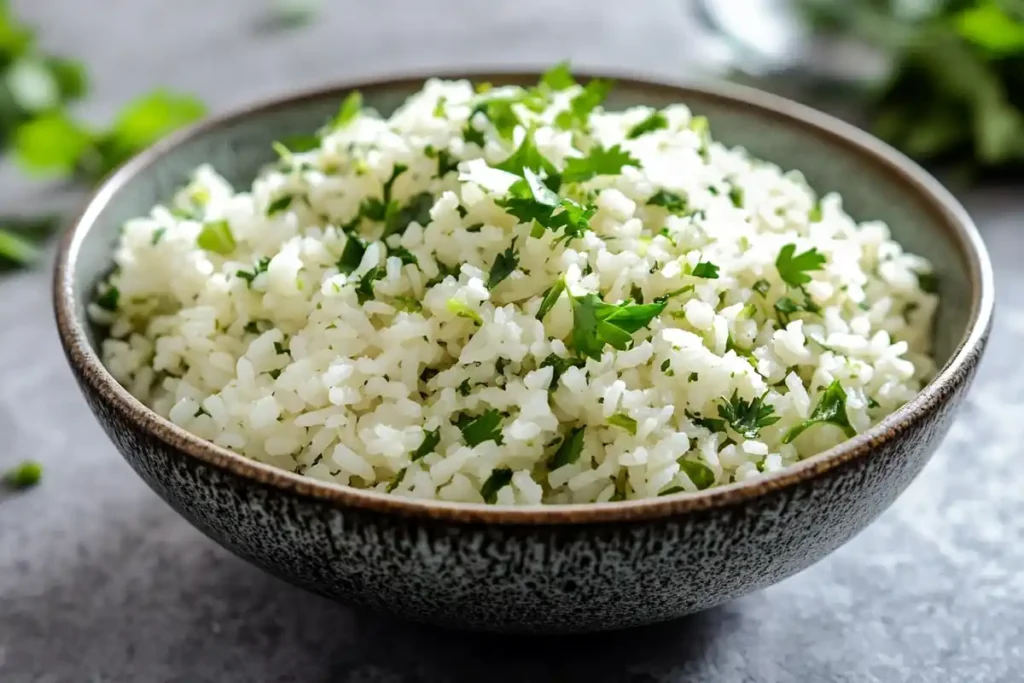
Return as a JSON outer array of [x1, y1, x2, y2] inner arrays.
[[94, 71, 938, 504]]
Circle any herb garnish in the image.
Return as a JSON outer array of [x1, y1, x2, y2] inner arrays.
[[196, 220, 236, 254], [627, 110, 669, 138], [781, 380, 857, 444], [237, 257, 271, 285], [332, 91, 362, 130], [486, 238, 519, 289], [570, 293, 666, 360], [716, 390, 780, 439], [647, 190, 688, 213], [457, 409, 504, 447], [554, 77, 613, 130], [95, 286, 119, 312], [480, 467, 514, 503], [412, 428, 441, 461], [561, 144, 640, 184], [607, 413, 638, 435], [776, 243, 826, 287], [536, 277, 567, 321], [678, 459, 715, 490], [355, 266, 384, 304], [691, 260, 720, 279], [266, 195, 295, 215], [548, 427, 585, 469]]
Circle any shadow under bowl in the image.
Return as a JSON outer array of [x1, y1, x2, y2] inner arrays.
[[53, 71, 993, 633]]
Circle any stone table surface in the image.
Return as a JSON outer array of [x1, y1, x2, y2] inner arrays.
[[1, 1, 1023, 681]]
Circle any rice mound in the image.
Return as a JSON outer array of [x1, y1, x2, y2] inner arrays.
[[95, 70, 938, 504]]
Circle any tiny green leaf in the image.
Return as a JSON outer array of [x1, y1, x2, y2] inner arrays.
[[356, 266, 384, 304], [337, 237, 366, 274], [781, 380, 857, 444], [647, 190, 688, 213], [480, 466, 514, 503], [13, 112, 92, 176], [267, 195, 294, 215], [692, 260, 719, 279], [548, 426, 585, 469], [540, 61, 575, 91], [486, 238, 519, 289], [446, 299, 483, 324], [196, 220, 236, 254], [95, 286, 120, 312], [678, 459, 715, 490], [626, 110, 668, 139], [607, 413, 638, 435], [412, 428, 440, 461], [536, 277, 566, 321], [458, 409, 504, 447], [717, 390, 780, 439], [386, 467, 407, 493], [776, 243, 826, 287], [332, 91, 363, 130], [562, 144, 639, 184]]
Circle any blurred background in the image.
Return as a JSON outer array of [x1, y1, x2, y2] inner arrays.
[[1, 1, 1022, 681]]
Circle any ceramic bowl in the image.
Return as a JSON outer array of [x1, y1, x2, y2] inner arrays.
[[53, 72, 994, 633]]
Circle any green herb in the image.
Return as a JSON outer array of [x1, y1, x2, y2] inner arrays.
[[457, 379, 472, 396], [658, 486, 685, 496], [446, 299, 482, 324], [278, 134, 320, 153], [607, 413, 638, 435], [480, 466, 514, 503], [548, 426, 585, 469], [627, 110, 669, 138], [647, 190, 688, 213], [752, 279, 771, 297], [332, 91, 363, 130], [386, 468, 407, 493], [536, 278, 567, 321], [686, 409, 727, 434], [917, 271, 939, 294], [436, 149, 459, 176], [93, 285, 119, 311], [383, 192, 434, 238], [678, 459, 715, 490], [494, 131, 557, 176], [355, 266, 384, 304], [412, 428, 441, 461], [689, 372, 699, 382], [486, 238, 519, 289], [716, 390, 780, 439], [570, 293, 667, 360], [555, 77, 613, 130], [236, 257, 271, 285], [808, 201, 823, 223], [692, 260, 720, 279], [150, 227, 167, 246], [273, 341, 289, 356], [432, 96, 447, 118], [728, 187, 744, 208], [389, 245, 418, 266], [4, 460, 42, 489], [336, 237, 366, 274], [266, 195, 294, 216], [776, 243, 826, 287], [457, 409, 504, 447], [561, 144, 640, 184], [867, 397, 881, 409], [196, 220, 236, 254], [540, 353, 584, 387], [609, 469, 629, 501], [540, 61, 576, 91], [500, 170, 595, 239], [781, 379, 857, 444]]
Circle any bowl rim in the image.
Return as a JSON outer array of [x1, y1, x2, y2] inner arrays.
[[53, 69, 994, 525]]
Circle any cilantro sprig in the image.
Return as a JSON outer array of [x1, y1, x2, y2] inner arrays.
[[781, 380, 857, 444], [457, 409, 504, 447], [486, 238, 519, 289], [776, 244, 826, 287], [627, 110, 668, 138], [561, 144, 640, 184], [716, 390, 780, 439], [570, 293, 666, 360]]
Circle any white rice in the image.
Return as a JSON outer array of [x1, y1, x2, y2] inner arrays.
[[94, 71, 938, 504]]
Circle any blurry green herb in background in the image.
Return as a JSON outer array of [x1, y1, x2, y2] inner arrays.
[[800, 0, 1024, 170], [0, 0, 206, 268]]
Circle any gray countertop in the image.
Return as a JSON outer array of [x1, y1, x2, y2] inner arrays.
[[2, 1, 1023, 681]]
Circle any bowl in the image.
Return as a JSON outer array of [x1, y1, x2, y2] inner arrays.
[[53, 71, 994, 633]]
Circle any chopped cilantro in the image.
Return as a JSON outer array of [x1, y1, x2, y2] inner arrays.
[[659, 486, 685, 496], [626, 110, 668, 139], [548, 426, 585, 469], [781, 380, 857, 444], [678, 459, 715, 490], [4, 460, 42, 489], [336, 237, 366, 274], [729, 187, 744, 208], [386, 468, 407, 493], [752, 279, 771, 297], [457, 379, 472, 396], [607, 413, 638, 435], [446, 299, 482, 324], [383, 192, 434, 237], [480, 467, 514, 504], [647, 190, 688, 213], [389, 245, 418, 266], [151, 227, 166, 245], [486, 238, 519, 289], [561, 144, 639, 184], [867, 397, 881, 409], [717, 390, 780, 439], [278, 134, 320, 153], [500, 170, 594, 239], [570, 293, 667, 360], [691, 260, 719, 279], [412, 428, 441, 461], [436, 149, 459, 176], [332, 91, 362, 130], [917, 271, 939, 294], [536, 277, 566, 321], [196, 220, 236, 254], [236, 256, 271, 285], [432, 96, 447, 118], [609, 469, 629, 501], [686, 409, 727, 434], [266, 195, 294, 215], [689, 372, 699, 382], [95, 286, 119, 312], [554, 77, 613, 130], [630, 284, 645, 304], [808, 201, 823, 223], [776, 243, 826, 287], [540, 353, 584, 387], [494, 131, 556, 176], [355, 266, 384, 304], [540, 61, 575, 91], [392, 295, 422, 312], [457, 409, 504, 447]]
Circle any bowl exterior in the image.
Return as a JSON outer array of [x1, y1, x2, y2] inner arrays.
[[65, 334, 984, 633]]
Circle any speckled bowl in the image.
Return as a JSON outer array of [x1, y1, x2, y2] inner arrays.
[[53, 72, 994, 634]]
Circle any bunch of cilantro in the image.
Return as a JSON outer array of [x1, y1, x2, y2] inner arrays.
[[0, 1, 206, 268], [800, 0, 1024, 170]]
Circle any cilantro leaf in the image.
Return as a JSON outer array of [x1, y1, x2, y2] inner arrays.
[[686, 409, 727, 434], [411, 428, 440, 461], [540, 61, 575, 91], [386, 468, 407, 493], [570, 293, 666, 360], [781, 380, 857, 444], [457, 409, 504, 447], [555, 78, 613, 130], [548, 426, 585, 469], [716, 390, 780, 439], [562, 144, 639, 184], [627, 110, 668, 138], [540, 353, 584, 387], [278, 134, 320, 153], [267, 195, 294, 215], [501, 171, 595, 239], [332, 91, 362, 130], [647, 190, 688, 213], [237, 256, 271, 285], [487, 238, 519, 289], [389, 245, 418, 266], [196, 220, 236, 254], [494, 132, 556, 176], [678, 458, 715, 490], [383, 192, 434, 237], [480, 466, 513, 503], [95, 286, 119, 312], [692, 260, 719, 279], [446, 299, 482, 325], [337, 237, 366, 274], [436, 149, 459, 176], [607, 413, 638, 435], [355, 266, 384, 304], [752, 279, 771, 297], [776, 243, 826, 287]]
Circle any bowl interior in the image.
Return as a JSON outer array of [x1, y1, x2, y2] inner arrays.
[[68, 74, 974, 394]]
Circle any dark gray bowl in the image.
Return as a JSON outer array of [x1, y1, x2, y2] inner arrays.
[[53, 72, 994, 634]]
